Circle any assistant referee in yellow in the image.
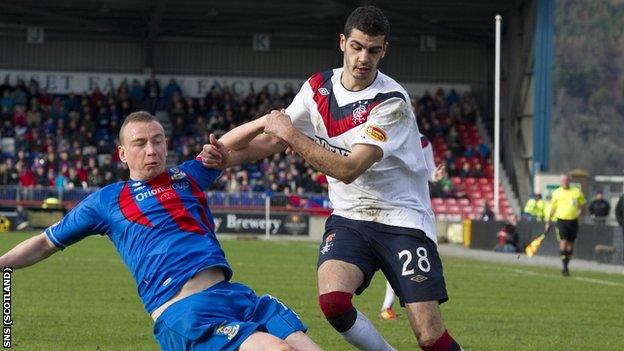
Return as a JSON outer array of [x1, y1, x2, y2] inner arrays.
[[545, 174, 586, 276]]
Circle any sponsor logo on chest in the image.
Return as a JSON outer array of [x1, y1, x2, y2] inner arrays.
[[134, 180, 190, 202]]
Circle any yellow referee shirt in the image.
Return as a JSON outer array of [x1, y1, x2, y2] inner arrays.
[[550, 187, 586, 220]]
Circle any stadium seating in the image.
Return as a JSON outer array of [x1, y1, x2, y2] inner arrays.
[[0, 79, 514, 218]]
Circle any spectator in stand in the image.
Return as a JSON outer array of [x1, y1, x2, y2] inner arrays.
[[463, 144, 478, 159], [442, 149, 455, 167], [460, 92, 477, 124], [0, 90, 15, 111], [445, 89, 460, 106], [481, 202, 495, 221], [494, 215, 521, 253], [459, 162, 472, 179], [0, 159, 13, 185], [10, 79, 27, 106], [588, 191, 610, 224], [65, 91, 80, 111], [87, 167, 104, 188], [523, 194, 538, 221], [446, 126, 463, 156], [18, 161, 36, 187], [45, 168, 56, 187], [144, 76, 161, 113], [66, 167, 85, 189], [285, 186, 302, 208], [15, 205, 30, 231], [616, 194, 624, 241], [476, 142, 491, 160], [0, 76, 10, 96], [55, 171, 66, 194], [130, 79, 144, 104], [163, 78, 182, 104], [472, 163, 484, 178]]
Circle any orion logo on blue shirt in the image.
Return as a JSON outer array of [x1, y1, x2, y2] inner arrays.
[[134, 181, 190, 201]]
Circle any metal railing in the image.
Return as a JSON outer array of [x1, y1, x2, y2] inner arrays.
[[0, 186, 331, 210]]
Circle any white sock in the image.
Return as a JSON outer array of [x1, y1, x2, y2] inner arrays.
[[381, 281, 396, 311], [341, 310, 396, 351]]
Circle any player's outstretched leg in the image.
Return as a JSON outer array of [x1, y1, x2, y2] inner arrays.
[[285, 331, 325, 351], [380, 280, 397, 320], [405, 301, 463, 351], [318, 261, 396, 351], [239, 331, 296, 351]]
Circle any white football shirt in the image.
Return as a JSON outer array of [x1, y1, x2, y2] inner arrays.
[[286, 68, 436, 243], [420, 133, 437, 182]]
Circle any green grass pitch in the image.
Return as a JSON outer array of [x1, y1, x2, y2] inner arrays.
[[1, 232, 623, 350]]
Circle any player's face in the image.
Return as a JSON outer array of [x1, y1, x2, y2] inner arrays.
[[119, 121, 168, 181], [560, 174, 570, 188], [340, 28, 387, 89]]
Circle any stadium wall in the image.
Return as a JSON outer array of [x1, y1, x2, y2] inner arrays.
[[470, 220, 623, 265], [0, 37, 144, 73], [0, 36, 488, 90]]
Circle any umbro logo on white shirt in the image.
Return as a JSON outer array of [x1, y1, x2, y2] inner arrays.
[[318, 87, 330, 96]]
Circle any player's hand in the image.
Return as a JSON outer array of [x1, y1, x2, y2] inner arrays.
[[284, 146, 298, 156], [199, 134, 229, 169], [544, 221, 551, 234], [264, 109, 294, 141], [433, 163, 446, 182]]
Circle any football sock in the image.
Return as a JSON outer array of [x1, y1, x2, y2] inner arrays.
[[560, 250, 569, 270], [381, 281, 396, 311], [564, 249, 573, 270], [341, 310, 396, 351], [420, 329, 463, 351]]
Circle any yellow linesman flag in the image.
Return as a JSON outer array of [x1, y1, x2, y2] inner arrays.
[[525, 234, 545, 257]]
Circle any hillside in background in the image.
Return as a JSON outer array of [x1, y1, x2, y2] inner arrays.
[[551, 0, 624, 174]]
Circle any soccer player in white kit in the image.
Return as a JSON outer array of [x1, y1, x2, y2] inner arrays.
[[202, 6, 463, 351], [380, 133, 445, 321]]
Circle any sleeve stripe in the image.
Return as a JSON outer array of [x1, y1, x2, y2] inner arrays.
[[45, 229, 66, 249]]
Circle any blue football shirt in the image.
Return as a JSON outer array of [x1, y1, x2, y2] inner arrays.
[[45, 160, 232, 314]]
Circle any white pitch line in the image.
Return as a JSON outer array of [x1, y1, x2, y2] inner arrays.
[[510, 268, 624, 287], [510, 268, 550, 278], [572, 276, 624, 287], [462, 264, 624, 287]]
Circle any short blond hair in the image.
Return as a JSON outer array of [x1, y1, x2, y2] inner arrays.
[[119, 111, 159, 144]]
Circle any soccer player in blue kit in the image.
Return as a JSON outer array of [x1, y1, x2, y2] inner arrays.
[[0, 111, 322, 351]]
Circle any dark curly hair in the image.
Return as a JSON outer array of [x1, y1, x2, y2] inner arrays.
[[344, 6, 390, 40]]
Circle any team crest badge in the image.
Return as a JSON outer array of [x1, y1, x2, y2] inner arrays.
[[364, 125, 387, 142], [170, 167, 186, 180], [352, 101, 369, 125], [215, 323, 240, 340]]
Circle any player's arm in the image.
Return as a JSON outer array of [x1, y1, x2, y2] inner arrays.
[[200, 132, 287, 169], [218, 115, 267, 151], [0, 233, 60, 269], [264, 110, 381, 184], [577, 200, 586, 218], [201, 80, 313, 169], [545, 194, 558, 231]]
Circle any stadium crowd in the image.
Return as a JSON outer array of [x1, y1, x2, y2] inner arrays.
[[0, 76, 486, 205]]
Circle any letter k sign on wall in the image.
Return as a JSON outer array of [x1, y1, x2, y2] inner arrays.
[[253, 34, 270, 51]]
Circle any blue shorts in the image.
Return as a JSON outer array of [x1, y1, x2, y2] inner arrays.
[[153, 281, 307, 351], [318, 215, 448, 306]]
